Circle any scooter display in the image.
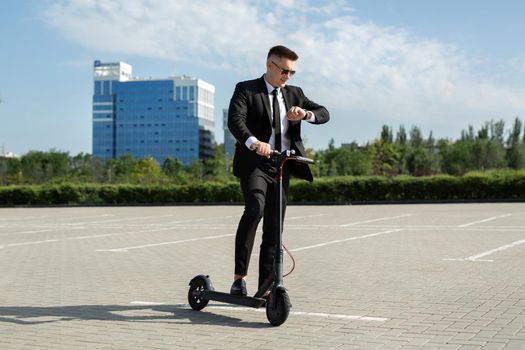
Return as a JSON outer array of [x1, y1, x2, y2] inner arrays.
[[188, 149, 314, 326]]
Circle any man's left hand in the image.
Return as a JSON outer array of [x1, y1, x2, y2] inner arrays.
[[287, 106, 307, 121]]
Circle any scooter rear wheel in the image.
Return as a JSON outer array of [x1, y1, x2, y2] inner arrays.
[[188, 277, 209, 311], [266, 291, 291, 326]]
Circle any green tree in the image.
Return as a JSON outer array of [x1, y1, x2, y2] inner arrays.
[[404, 146, 439, 176], [186, 159, 204, 181], [113, 154, 138, 183], [395, 125, 407, 146], [323, 146, 371, 176], [439, 139, 473, 175], [69, 153, 94, 182], [409, 126, 423, 148], [380, 125, 393, 143], [92, 157, 108, 183], [506, 117, 525, 169], [203, 144, 230, 181], [132, 157, 164, 184], [20, 150, 69, 183], [162, 156, 184, 177], [369, 140, 400, 176], [0, 156, 22, 185], [328, 138, 335, 151]]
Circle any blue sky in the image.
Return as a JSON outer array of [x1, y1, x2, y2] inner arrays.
[[1, 0, 525, 156]]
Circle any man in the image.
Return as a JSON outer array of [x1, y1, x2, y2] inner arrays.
[[228, 45, 329, 296]]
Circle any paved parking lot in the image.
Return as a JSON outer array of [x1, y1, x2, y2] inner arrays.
[[0, 203, 524, 349]]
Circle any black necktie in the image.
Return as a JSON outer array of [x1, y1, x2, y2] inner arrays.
[[272, 89, 282, 152]]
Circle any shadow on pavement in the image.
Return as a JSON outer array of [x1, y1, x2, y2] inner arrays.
[[0, 304, 269, 329]]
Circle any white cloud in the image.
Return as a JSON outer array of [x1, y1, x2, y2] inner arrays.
[[509, 56, 525, 72], [44, 0, 525, 144]]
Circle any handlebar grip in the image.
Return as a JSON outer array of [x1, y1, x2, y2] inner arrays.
[[295, 156, 315, 164]]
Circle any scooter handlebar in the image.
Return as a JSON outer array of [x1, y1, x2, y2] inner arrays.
[[269, 150, 315, 164], [294, 156, 315, 164]]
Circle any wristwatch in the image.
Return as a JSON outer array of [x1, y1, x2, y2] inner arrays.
[[303, 110, 309, 119]]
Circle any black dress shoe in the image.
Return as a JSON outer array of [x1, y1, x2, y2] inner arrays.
[[230, 279, 247, 296]]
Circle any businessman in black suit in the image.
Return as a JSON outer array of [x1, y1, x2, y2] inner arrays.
[[227, 45, 329, 296]]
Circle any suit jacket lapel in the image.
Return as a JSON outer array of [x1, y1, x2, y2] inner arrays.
[[282, 86, 299, 125], [257, 76, 273, 126], [281, 86, 290, 111]]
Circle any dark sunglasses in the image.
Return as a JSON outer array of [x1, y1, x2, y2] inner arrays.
[[271, 60, 296, 76]]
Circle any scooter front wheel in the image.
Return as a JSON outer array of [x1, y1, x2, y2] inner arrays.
[[266, 291, 291, 326], [188, 276, 210, 311]]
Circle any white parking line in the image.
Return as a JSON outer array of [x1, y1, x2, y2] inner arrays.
[[457, 213, 512, 227], [207, 305, 388, 322], [129, 302, 388, 322], [286, 214, 326, 221], [58, 214, 115, 221], [290, 229, 402, 252], [0, 216, 239, 249], [444, 237, 525, 262], [96, 233, 235, 252], [0, 215, 50, 222], [340, 214, 412, 227], [0, 239, 60, 249], [60, 214, 176, 226], [0, 226, 179, 249], [0, 226, 86, 237]]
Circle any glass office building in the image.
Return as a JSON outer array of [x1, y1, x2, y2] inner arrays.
[[92, 61, 215, 165], [223, 108, 236, 158]]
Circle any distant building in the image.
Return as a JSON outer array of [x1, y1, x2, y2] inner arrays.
[[92, 61, 215, 165], [223, 108, 236, 158], [0, 145, 18, 158]]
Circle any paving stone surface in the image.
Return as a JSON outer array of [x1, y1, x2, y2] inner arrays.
[[0, 203, 524, 349]]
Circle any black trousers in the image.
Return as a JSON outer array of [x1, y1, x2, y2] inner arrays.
[[234, 162, 290, 289]]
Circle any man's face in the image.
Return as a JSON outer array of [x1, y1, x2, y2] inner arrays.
[[266, 56, 296, 88]]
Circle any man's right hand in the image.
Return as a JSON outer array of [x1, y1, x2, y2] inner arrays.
[[253, 141, 271, 158]]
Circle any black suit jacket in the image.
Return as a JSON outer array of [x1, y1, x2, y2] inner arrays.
[[228, 76, 329, 182]]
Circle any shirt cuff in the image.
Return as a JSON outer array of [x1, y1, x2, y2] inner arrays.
[[304, 111, 316, 123], [245, 136, 259, 150]]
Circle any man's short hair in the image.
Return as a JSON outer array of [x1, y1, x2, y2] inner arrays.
[[267, 45, 299, 61]]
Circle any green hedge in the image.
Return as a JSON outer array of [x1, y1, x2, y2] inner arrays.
[[1, 173, 524, 205], [290, 173, 525, 203]]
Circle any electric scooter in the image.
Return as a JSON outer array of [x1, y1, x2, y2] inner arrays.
[[188, 149, 314, 326]]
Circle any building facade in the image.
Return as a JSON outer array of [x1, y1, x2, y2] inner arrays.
[[223, 108, 236, 158], [92, 61, 215, 165]]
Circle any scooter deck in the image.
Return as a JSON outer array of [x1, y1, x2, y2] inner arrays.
[[202, 290, 266, 308]]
